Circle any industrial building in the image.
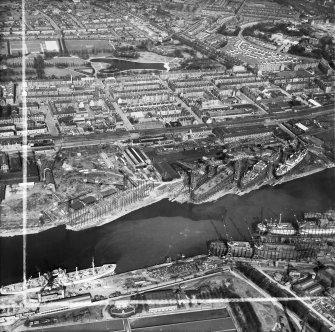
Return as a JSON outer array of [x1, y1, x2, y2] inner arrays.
[[123, 147, 150, 168], [0, 152, 40, 185], [144, 290, 178, 314]]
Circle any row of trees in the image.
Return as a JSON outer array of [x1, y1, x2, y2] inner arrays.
[[288, 36, 334, 61], [217, 24, 241, 36], [33, 55, 45, 78], [69, 47, 114, 59], [243, 22, 312, 38]]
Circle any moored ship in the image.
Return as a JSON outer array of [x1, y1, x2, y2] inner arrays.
[[275, 149, 307, 177], [257, 214, 297, 236], [240, 160, 268, 189], [0, 261, 116, 296], [191, 166, 234, 202]]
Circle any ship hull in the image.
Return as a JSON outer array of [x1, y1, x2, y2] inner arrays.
[[254, 248, 315, 260], [240, 165, 268, 189], [0, 264, 116, 296], [269, 229, 297, 236], [275, 150, 307, 178], [256, 223, 297, 235], [299, 228, 335, 236]]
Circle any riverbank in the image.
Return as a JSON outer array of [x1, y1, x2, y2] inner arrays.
[[1, 167, 334, 286], [0, 180, 184, 238], [66, 179, 184, 231], [174, 164, 335, 205], [0, 164, 333, 238]]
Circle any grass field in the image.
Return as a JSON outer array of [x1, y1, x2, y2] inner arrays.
[[65, 39, 112, 52], [46, 56, 88, 66], [44, 67, 83, 78], [10, 40, 42, 53]]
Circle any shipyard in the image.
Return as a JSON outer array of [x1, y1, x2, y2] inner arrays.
[[1, 115, 334, 236], [1, 0, 335, 330]]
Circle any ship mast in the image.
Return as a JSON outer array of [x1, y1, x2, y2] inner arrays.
[[92, 257, 95, 274], [222, 219, 230, 243], [260, 207, 264, 228], [279, 213, 282, 224]]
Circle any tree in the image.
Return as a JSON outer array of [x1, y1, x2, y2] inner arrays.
[[33, 55, 45, 78], [288, 44, 305, 56], [173, 49, 183, 58]]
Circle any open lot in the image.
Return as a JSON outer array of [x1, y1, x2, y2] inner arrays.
[[33, 318, 125, 331], [65, 39, 112, 52], [130, 309, 230, 328], [132, 317, 236, 332], [44, 67, 84, 78]]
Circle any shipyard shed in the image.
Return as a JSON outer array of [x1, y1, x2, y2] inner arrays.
[[37, 294, 92, 316], [293, 277, 316, 291], [295, 122, 309, 132], [39, 293, 92, 313], [154, 161, 180, 181], [317, 268, 335, 287], [124, 147, 149, 168], [304, 283, 324, 296], [134, 135, 166, 144], [81, 196, 96, 205], [70, 199, 85, 210], [101, 187, 117, 198]]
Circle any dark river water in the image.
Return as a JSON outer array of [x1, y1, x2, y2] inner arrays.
[[90, 58, 166, 72], [1, 168, 335, 286]]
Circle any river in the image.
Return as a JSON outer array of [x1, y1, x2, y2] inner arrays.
[[1, 168, 335, 286], [90, 58, 166, 73]]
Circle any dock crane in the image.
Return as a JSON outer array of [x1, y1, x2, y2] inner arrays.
[[209, 219, 223, 242]]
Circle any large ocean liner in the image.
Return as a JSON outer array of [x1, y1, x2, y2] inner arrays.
[[1, 260, 116, 295]]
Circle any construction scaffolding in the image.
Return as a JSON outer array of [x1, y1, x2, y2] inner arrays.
[[65, 181, 155, 229]]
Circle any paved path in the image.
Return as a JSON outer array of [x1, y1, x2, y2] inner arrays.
[[45, 105, 59, 136], [111, 101, 135, 131], [157, 76, 203, 124]]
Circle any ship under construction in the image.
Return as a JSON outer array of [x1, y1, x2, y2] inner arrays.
[[58, 180, 156, 231], [208, 237, 321, 261]]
